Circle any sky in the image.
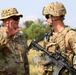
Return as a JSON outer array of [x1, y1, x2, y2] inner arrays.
[[0, 0, 76, 28]]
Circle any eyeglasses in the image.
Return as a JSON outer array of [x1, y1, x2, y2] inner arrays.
[[12, 16, 20, 21], [45, 14, 50, 19]]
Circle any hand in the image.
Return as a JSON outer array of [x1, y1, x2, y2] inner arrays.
[[6, 21, 21, 36]]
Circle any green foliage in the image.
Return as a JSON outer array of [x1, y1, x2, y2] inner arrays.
[[25, 23, 46, 39], [23, 20, 34, 28], [22, 19, 53, 40], [73, 28, 76, 31]]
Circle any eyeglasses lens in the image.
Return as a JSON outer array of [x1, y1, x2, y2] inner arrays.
[[12, 16, 20, 21], [45, 15, 50, 19]]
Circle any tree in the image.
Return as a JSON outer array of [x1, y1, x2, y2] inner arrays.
[[25, 23, 46, 39], [22, 18, 53, 40], [23, 20, 34, 28]]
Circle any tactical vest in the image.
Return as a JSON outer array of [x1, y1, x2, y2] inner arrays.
[[44, 26, 75, 64]]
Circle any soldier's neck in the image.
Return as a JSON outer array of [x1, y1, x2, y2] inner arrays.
[[52, 21, 65, 33]]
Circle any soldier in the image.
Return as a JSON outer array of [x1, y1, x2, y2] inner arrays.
[[38, 1, 76, 75], [0, 7, 30, 75]]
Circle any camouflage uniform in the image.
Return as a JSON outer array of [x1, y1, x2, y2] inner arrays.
[[38, 1, 76, 75], [0, 8, 30, 75], [45, 26, 76, 75], [38, 26, 76, 75]]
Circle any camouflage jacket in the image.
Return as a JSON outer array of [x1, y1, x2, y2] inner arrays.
[[44, 26, 76, 65], [0, 27, 28, 64]]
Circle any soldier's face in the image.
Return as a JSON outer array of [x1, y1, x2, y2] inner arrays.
[[11, 16, 20, 29], [6, 16, 20, 30]]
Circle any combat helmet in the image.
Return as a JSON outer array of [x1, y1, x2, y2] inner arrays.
[[0, 7, 23, 20], [42, 2, 66, 16]]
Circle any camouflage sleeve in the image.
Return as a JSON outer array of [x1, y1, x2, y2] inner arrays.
[[68, 30, 76, 65], [69, 31, 76, 54], [43, 36, 56, 53], [0, 29, 8, 47]]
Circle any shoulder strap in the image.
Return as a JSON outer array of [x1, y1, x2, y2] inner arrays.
[[65, 28, 74, 47]]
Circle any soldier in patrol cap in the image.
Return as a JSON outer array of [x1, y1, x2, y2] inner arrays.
[[38, 1, 76, 75], [0, 7, 30, 75]]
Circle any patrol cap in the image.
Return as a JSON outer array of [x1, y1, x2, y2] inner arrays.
[[0, 7, 23, 20], [42, 2, 66, 16]]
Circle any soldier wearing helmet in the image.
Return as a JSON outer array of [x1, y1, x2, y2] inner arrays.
[[0, 7, 30, 75], [38, 1, 76, 75], [42, 1, 66, 26]]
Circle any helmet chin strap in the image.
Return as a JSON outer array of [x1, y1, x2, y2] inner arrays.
[[49, 18, 53, 27], [49, 15, 53, 27]]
